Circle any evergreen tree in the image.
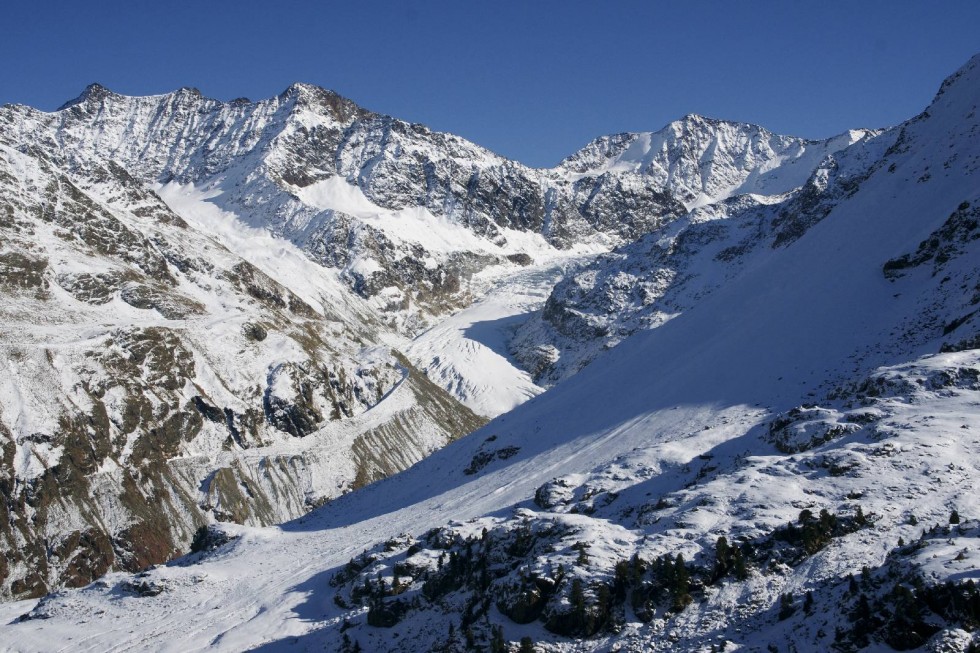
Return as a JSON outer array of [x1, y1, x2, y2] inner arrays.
[[613, 559, 630, 602], [854, 505, 867, 526], [671, 554, 692, 611], [570, 578, 586, 617], [596, 583, 611, 627], [733, 546, 748, 581], [950, 509, 961, 525], [778, 592, 795, 620], [674, 554, 690, 596], [489, 624, 506, 653], [714, 536, 731, 580]]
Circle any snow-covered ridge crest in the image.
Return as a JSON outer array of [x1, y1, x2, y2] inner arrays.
[[556, 113, 879, 208]]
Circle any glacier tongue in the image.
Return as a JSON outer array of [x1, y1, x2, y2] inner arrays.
[[406, 253, 590, 417]]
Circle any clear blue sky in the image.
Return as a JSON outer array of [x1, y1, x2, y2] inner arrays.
[[2, 1, 977, 167]]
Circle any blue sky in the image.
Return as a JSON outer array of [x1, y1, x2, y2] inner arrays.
[[2, 1, 977, 167]]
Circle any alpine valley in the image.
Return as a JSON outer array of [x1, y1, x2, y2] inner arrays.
[[0, 52, 977, 652]]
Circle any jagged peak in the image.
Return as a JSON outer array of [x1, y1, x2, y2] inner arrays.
[[675, 112, 720, 125], [278, 82, 372, 123], [279, 81, 321, 98], [279, 82, 350, 104], [556, 116, 778, 172], [664, 112, 772, 138], [57, 82, 119, 110], [56, 83, 215, 112], [173, 86, 203, 98]]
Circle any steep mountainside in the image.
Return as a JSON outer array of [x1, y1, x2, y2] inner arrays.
[[0, 139, 484, 600], [512, 119, 895, 385], [1, 54, 976, 653]]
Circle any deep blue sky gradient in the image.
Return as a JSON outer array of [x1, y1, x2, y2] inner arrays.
[[2, 1, 977, 167]]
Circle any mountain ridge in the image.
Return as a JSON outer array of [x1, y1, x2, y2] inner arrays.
[[1, 77, 869, 339]]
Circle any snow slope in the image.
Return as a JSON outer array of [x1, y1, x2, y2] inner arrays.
[[3, 53, 978, 653]]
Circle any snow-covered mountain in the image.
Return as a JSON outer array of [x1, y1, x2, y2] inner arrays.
[[0, 49, 976, 653], [512, 117, 893, 386], [0, 137, 486, 600], [0, 63, 876, 606], [1, 81, 869, 334], [556, 115, 876, 209]]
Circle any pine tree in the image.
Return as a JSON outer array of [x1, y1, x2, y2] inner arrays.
[[714, 535, 731, 580], [733, 546, 748, 581], [570, 578, 586, 617], [596, 583, 611, 626], [629, 553, 644, 584], [854, 505, 867, 526], [490, 624, 506, 653], [613, 559, 630, 602], [670, 554, 692, 611], [674, 554, 690, 596], [778, 592, 795, 620], [950, 509, 961, 524]]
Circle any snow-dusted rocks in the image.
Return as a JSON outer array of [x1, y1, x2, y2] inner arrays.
[[0, 139, 484, 599]]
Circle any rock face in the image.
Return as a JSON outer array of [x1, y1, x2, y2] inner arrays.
[[0, 140, 485, 599]]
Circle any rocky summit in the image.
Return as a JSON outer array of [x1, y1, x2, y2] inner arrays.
[[0, 51, 978, 653]]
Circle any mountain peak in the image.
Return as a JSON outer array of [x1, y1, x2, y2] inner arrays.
[[669, 112, 757, 134], [57, 82, 117, 110], [676, 112, 713, 124], [280, 81, 321, 97], [279, 82, 372, 122], [174, 86, 203, 98]]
